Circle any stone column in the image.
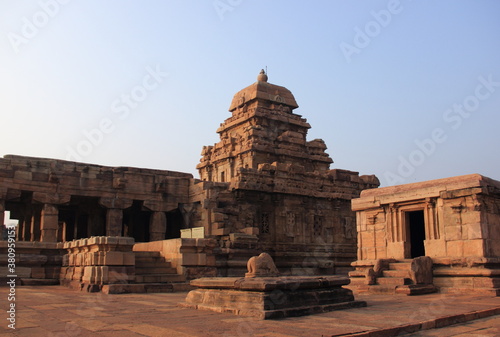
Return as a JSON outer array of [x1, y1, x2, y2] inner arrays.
[[40, 204, 59, 242], [99, 197, 133, 237], [149, 211, 167, 241], [106, 208, 123, 237], [30, 207, 42, 241]]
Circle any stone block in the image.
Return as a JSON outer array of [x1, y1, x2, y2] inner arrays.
[[182, 253, 207, 266], [83, 266, 110, 284], [211, 212, 226, 222], [118, 236, 135, 246], [108, 266, 134, 283], [472, 277, 500, 288], [62, 254, 69, 267], [212, 228, 230, 236], [31, 267, 45, 279], [192, 227, 205, 238], [72, 266, 84, 281], [123, 252, 135, 266], [243, 227, 259, 235], [102, 251, 124, 266], [45, 267, 60, 279], [386, 242, 405, 260], [359, 232, 375, 247], [14, 170, 32, 180], [463, 239, 485, 257], [467, 223, 484, 240], [373, 246, 387, 258], [444, 225, 463, 241], [446, 241, 464, 257], [410, 256, 433, 284], [424, 240, 446, 258]]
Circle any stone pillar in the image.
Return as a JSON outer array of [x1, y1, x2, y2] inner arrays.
[[30, 207, 42, 242], [106, 209, 123, 237], [149, 211, 167, 241], [99, 198, 133, 238], [41, 204, 59, 242]]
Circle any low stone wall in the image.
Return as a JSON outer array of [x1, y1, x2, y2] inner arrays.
[[133, 238, 217, 280], [432, 257, 500, 295], [0, 241, 64, 285], [60, 236, 135, 291]]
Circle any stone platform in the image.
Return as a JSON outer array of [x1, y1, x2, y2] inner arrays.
[[181, 275, 366, 319]]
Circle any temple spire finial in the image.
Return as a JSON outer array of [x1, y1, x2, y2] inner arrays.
[[257, 69, 268, 82]]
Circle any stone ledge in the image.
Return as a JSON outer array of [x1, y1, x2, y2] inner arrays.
[[181, 299, 367, 320], [190, 275, 350, 291], [332, 306, 500, 337]]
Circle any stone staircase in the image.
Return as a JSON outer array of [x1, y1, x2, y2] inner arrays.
[[134, 251, 185, 284], [102, 251, 192, 294], [349, 259, 437, 295]]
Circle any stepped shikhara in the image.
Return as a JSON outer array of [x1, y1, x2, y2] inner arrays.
[[197, 70, 377, 199], [193, 70, 379, 276]]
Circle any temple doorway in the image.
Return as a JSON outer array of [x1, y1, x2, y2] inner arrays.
[[407, 210, 426, 258]]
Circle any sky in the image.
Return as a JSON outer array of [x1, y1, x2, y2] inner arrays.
[[0, 0, 499, 187]]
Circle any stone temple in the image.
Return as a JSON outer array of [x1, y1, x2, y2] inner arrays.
[[0, 70, 378, 291], [0, 70, 499, 298]]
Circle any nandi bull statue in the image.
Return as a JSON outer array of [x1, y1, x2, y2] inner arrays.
[[245, 252, 280, 278]]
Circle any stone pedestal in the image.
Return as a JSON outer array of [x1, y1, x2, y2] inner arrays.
[[60, 236, 135, 292], [181, 275, 366, 319]]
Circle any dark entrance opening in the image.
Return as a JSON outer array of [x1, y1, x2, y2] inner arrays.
[[408, 210, 426, 258], [123, 200, 151, 242], [166, 209, 184, 239]]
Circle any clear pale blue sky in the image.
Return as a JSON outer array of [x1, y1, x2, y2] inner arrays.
[[1, 0, 499, 186]]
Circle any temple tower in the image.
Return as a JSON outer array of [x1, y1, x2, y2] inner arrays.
[[197, 70, 333, 182], [194, 70, 379, 276]]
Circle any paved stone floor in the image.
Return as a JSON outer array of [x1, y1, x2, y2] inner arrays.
[[0, 286, 499, 336], [404, 315, 500, 336]]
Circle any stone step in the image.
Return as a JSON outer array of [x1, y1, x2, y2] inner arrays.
[[135, 260, 172, 268], [382, 270, 410, 278], [348, 270, 366, 278], [135, 267, 178, 275], [353, 284, 398, 294], [102, 282, 194, 294], [395, 284, 438, 296], [376, 277, 412, 286], [135, 274, 186, 283], [20, 278, 60, 286], [134, 251, 162, 258], [348, 278, 368, 286], [388, 262, 412, 271]]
